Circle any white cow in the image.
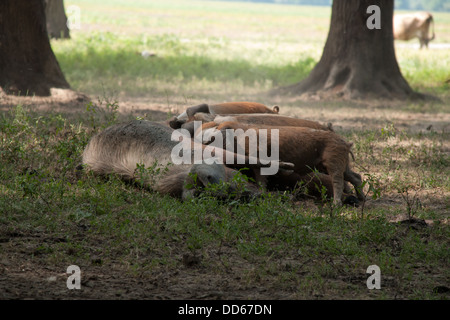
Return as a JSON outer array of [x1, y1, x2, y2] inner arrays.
[[393, 12, 435, 49]]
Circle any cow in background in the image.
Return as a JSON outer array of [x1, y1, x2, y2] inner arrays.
[[393, 12, 435, 49]]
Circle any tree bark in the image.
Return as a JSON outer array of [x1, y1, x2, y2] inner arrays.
[[279, 0, 426, 100], [0, 0, 70, 96], [45, 0, 70, 39]]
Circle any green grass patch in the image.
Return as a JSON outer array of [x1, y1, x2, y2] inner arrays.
[[53, 32, 316, 97]]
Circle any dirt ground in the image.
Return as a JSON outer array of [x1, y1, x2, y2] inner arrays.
[[1, 91, 449, 301], [2, 88, 449, 132]]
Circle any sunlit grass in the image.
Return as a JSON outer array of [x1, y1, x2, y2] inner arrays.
[[55, 0, 450, 100], [396, 47, 450, 95], [52, 32, 317, 98]]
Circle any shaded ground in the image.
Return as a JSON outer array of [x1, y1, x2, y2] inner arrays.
[[1, 215, 447, 300], [0, 92, 449, 300], [4, 91, 447, 133], [0, 216, 448, 300]]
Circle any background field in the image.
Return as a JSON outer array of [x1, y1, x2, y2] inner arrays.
[[0, 0, 449, 300], [51, 0, 450, 102]]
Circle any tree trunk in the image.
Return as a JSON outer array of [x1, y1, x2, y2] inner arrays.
[[279, 0, 426, 100], [45, 0, 70, 39], [0, 0, 70, 96]]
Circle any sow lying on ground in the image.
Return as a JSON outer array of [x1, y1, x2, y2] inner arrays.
[[82, 116, 363, 204], [82, 120, 293, 200]]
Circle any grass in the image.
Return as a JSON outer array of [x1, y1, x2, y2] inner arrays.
[[1, 0, 449, 300], [396, 48, 450, 95], [52, 0, 450, 100], [54, 32, 317, 98], [1, 101, 448, 299]]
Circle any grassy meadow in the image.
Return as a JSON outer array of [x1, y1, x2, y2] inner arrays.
[[52, 0, 450, 100], [0, 0, 449, 300]]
